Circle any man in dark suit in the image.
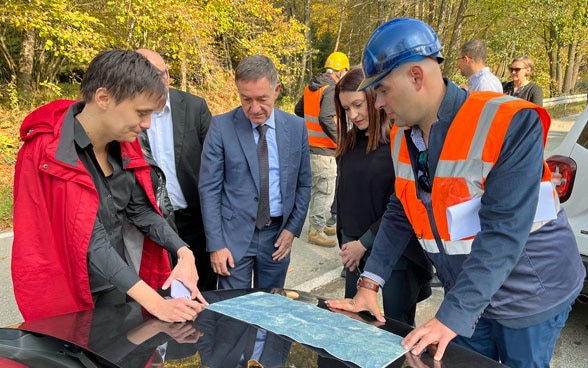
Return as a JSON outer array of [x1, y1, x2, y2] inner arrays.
[[136, 49, 216, 291], [199, 55, 312, 289]]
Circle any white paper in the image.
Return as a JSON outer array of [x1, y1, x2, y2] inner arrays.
[[171, 279, 191, 299], [534, 181, 559, 222], [447, 181, 557, 241], [446, 197, 482, 241]]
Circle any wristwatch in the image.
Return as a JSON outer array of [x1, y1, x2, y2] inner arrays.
[[357, 277, 380, 292]]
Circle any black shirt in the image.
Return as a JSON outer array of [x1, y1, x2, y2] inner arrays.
[[73, 119, 185, 294], [336, 132, 395, 246]]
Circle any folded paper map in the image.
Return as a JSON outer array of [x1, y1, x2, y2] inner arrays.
[[207, 291, 406, 368]]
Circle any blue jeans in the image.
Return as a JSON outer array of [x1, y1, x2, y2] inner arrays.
[[452, 304, 572, 368], [218, 222, 289, 289]]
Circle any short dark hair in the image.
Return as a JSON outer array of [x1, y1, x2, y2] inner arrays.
[[235, 55, 279, 88], [460, 39, 488, 63], [80, 49, 165, 104]]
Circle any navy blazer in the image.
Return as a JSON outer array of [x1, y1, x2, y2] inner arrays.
[[199, 107, 312, 262]]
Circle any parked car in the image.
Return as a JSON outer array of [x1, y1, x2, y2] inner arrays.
[[546, 106, 588, 301], [0, 289, 506, 368]]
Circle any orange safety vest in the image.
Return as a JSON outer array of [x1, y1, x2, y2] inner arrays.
[[303, 76, 338, 149], [391, 92, 557, 255]]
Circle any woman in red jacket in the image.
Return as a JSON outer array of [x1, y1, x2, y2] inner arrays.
[[12, 49, 207, 321]]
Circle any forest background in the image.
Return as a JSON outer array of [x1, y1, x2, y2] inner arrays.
[[1, 0, 587, 231]]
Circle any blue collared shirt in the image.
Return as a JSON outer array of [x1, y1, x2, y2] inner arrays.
[[468, 67, 503, 93], [146, 94, 188, 210], [251, 110, 282, 217]]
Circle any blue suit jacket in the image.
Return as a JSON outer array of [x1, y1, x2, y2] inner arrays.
[[199, 107, 311, 262]]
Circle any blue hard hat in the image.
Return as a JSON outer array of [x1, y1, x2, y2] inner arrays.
[[358, 18, 444, 91]]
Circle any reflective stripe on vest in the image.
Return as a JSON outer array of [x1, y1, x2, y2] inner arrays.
[[392, 92, 557, 255], [303, 84, 337, 149]]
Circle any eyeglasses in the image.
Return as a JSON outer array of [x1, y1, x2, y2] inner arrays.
[[457, 56, 468, 61], [509, 67, 524, 73], [416, 150, 432, 192]]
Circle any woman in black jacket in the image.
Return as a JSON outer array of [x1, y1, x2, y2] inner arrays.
[[333, 67, 432, 325], [503, 55, 543, 106]]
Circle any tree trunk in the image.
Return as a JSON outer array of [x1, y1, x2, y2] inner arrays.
[[571, 41, 585, 93], [562, 42, 576, 95], [334, 2, 347, 52], [298, 0, 311, 94], [0, 31, 17, 76], [544, 26, 557, 96], [18, 28, 36, 93], [441, 0, 469, 76], [556, 48, 563, 94]]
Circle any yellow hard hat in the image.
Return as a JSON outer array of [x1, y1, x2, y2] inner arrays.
[[324, 51, 349, 71]]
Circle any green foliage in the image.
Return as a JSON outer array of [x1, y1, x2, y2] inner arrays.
[[6, 76, 19, 111], [204, 0, 305, 93], [0, 135, 18, 166], [38, 82, 62, 96], [3, 0, 105, 63], [0, 185, 13, 230]]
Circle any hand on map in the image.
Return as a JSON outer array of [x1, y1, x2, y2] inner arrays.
[[325, 287, 385, 323], [164, 247, 207, 303], [402, 317, 457, 361], [330, 307, 385, 327]]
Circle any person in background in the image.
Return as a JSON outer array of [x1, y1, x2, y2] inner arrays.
[[503, 55, 543, 106], [326, 18, 584, 368], [12, 49, 207, 322], [295, 51, 349, 248], [334, 67, 432, 325], [457, 39, 503, 92], [199, 55, 311, 290], [136, 49, 216, 291]]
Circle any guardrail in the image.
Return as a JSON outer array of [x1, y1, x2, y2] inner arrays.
[[543, 94, 587, 107]]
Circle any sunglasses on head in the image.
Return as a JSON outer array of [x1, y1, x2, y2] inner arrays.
[[416, 150, 432, 193]]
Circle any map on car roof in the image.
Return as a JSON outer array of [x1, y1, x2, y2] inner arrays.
[[206, 291, 406, 367]]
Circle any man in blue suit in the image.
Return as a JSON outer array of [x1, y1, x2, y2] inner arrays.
[[199, 55, 312, 289]]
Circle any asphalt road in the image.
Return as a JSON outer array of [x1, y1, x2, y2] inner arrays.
[[0, 114, 584, 367]]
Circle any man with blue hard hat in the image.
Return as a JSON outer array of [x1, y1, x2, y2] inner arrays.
[[327, 18, 584, 368]]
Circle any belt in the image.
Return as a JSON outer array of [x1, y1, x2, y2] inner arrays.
[[264, 216, 283, 227]]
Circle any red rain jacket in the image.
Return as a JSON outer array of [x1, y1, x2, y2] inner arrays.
[[12, 100, 171, 321]]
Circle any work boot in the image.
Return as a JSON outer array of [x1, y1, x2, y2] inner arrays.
[[326, 213, 337, 227], [308, 227, 337, 247], [323, 225, 337, 236], [324, 214, 337, 235]]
